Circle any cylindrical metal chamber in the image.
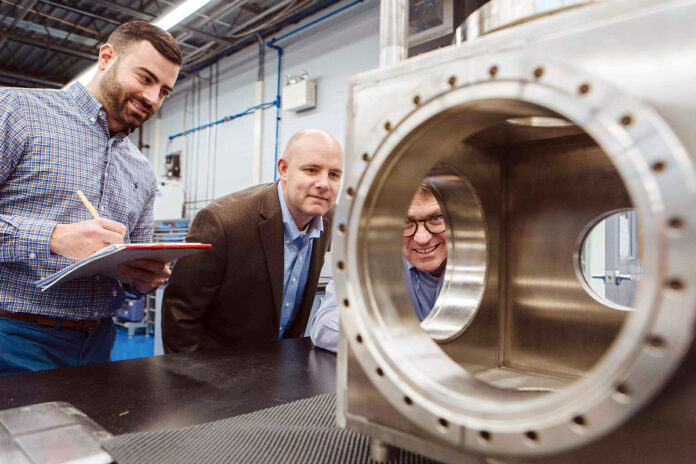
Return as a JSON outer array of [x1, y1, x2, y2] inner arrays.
[[335, 0, 696, 460]]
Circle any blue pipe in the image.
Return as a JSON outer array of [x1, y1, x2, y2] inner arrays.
[[168, 100, 276, 140], [266, 43, 284, 181]]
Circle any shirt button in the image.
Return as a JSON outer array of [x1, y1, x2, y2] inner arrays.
[[112, 290, 117, 296], [292, 277, 296, 282], [28, 252, 36, 259], [285, 239, 290, 244], [285, 302, 290, 307]]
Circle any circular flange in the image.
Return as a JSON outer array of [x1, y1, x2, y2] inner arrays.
[[333, 52, 696, 455]]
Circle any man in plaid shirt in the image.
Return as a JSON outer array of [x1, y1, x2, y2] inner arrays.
[[0, 21, 181, 374]]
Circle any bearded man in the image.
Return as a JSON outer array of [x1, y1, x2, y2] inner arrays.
[[0, 21, 181, 374]]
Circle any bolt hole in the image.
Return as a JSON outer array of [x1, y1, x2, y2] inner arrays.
[[337, 261, 344, 270], [376, 367, 384, 377], [384, 121, 392, 131], [533, 67, 544, 78], [338, 223, 346, 233], [403, 396, 412, 406], [647, 335, 665, 349], [666, 278, 684, 290], [448, 75, 457, 86], [578, 83, 591, 95], [651, 161, 666, 172], [355, 334, 362, 343], [361, 152, 369, 162], [439, 418, 449, 428], [525, 431, 538, 441], [343, 298, 350, 308], [620, 114, 633, 126], [480, 430, 491, 441], [668, 217, 684, 229], [616, 383, 630, 396], [346, 187, 354, 196], [489, 65, 498, 77], [412, 95, 421, 105], [572, 416, 586, 427]]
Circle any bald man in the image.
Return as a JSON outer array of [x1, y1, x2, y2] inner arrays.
[[162, 129, 343, 352]]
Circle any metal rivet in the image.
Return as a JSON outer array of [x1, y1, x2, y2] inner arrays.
[[448, 75, 456, 86], [533, 67, 544, 78], [525, 431, 538, 441], [344, 298, 350, 307], [384, 121, 392, 131], [666, 278, 684, 290], [337, 261, 345, 270], [439, 418, 449, 428], [578, 83, 591, 94], [572, 416, 586, 427], [355, 334, 362, 343], [362, 152, 370, 162], [412, 95, 421, 105], [403, 396, 412, 405], [480, 431, 491, 441], [376, 367, 384, 376], [620, 114, 633, 126], [489, 65, 498, 77], [338, 223, 346, 233], [346, 187, 354, 196]]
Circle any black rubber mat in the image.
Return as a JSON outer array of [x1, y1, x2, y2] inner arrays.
[[103, 393, 441, 464]]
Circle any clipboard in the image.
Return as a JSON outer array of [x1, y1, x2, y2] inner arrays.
[[34, 243, 211, 291]]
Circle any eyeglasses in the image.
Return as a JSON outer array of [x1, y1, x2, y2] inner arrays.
[[403, 214, 446, 237]]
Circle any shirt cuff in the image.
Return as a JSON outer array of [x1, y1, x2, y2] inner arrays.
[[4, 216, 57, 263]]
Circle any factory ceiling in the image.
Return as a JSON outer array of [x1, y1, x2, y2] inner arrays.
[[0, 0, 340, 89]]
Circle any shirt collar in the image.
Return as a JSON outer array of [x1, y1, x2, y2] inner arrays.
[[403, 257, 440, 283], [67, 82, 132, 140], [277, 182, 323, 241]]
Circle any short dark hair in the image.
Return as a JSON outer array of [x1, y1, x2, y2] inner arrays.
[[107, 21, 182, 66]]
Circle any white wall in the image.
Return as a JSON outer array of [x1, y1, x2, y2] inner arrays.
[[138, 0, 380, 217]]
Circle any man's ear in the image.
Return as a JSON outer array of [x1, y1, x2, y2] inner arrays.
[[277, 158, 288, 180], [97, 44, 117, 71]]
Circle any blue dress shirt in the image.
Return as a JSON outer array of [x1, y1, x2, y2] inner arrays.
[[277, 183, 323, 337], [0, 83, 157, 320], [310, 259, 444, 352]]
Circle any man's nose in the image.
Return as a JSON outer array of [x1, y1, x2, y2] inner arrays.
[[315, 172, 329, 190], [413, 224, 432, 243]]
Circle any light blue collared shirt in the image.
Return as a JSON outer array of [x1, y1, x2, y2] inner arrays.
[[310, 259, 443, 352], [277, 182, 323, 337]]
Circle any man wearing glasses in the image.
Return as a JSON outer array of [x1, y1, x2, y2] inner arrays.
[[310, 183, 446, 352]]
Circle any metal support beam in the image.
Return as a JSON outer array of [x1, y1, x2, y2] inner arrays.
[[0, 67, 62, 87], [0, 28, 95, 60], [0, 0, 40, 49]]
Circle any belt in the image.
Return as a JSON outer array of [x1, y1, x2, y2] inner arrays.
[[0, 308, 103, 330]]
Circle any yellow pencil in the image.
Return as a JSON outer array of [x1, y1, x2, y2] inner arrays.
[[77, 190, 100, 219]]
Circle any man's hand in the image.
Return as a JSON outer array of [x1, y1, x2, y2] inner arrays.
[[50, 219, 127, 260], [118, 259, 172, 293]]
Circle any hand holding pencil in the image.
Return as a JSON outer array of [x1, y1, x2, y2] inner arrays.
[[48, 191, 127, 261]]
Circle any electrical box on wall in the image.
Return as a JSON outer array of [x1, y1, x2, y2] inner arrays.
[[282, 80, 316, 112]]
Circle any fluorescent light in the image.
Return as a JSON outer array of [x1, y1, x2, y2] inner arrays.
[[65, 0, 212, 88], [154, 0, 214, 30]]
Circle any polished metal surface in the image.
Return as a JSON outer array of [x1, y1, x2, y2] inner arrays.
[[336, 0, 696, 461], [460, 0, 597, 42], [379, 0, 409, 67]]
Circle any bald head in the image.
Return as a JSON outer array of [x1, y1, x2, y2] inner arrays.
[[282, 129, 342, 166], [277, 129, 344, 230]]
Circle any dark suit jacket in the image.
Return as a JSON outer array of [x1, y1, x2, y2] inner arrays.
[[162, 182, 332, 353]]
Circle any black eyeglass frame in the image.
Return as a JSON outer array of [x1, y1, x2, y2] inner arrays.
[[402, 216, 447, 238]]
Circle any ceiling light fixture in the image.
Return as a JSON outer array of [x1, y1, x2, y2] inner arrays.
[[65, 0, 213, 88]]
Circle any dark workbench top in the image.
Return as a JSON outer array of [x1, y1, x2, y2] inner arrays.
[[0, 338, 337, 435]]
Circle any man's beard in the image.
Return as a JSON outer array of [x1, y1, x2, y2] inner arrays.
[[99, 64, 154, 132]]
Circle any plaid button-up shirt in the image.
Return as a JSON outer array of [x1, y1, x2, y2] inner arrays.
[[0, 83, 157, 320]]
